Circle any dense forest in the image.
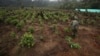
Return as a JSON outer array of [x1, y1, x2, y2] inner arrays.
[[0, 0, 100, 9]]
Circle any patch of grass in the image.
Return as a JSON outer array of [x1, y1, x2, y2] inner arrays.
[[0, 15, 3, 22], [16, 20, 25, 30], [51, 24, 59, 34], [0, 10, 6, 22], [65, 36, 72, 43], [10, 19, 19, 26], [20, 33, 35, 48], [65, 36, 81, 49], [50, 24, 58, 33], [61, 16, 69, 22], [10, 32, 16, 38], [53, 19, 57, 23], [4, 17, 13, 24], [69, 42, 81, 49], [4, 15, 19, 26], [27, 26, 34, 33], [38, 18, 43, 26], [32, 15, 35, 22], [44, 15, 48, 20], [38, 16, 42, 19], [64, 27, 70, 33]]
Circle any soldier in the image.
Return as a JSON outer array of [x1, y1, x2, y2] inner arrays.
[[70, 15, 79, 38]]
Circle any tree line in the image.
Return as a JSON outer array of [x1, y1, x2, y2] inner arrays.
[[0, 0, 100, 9]]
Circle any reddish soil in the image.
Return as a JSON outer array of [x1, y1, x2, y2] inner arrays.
[[0, 24, 18, 56], [0, 22, 100, 56]]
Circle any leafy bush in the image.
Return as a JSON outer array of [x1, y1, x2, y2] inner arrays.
[[44, 15, 48, 20], [61, 15, 69, 22], [28, 26, 34, 33], [65, 36, 72, 43], [53, 19, 57, 23], [50, 24, 57, 32], [49, 14, 54, 19], [65, 36, 81, 49], [32, 15, 35, 22], [38, 16, 42, 19], [16, 20, 25, 30], [0, 11, 6, 22], [20, 33, 35, 48], [10, 32, 16, 38], [4, 15, 19, 25], [39, 18, 43, 25], [4, 17, 12, 24], [69, 42, 81, 49], [50, 24, 59, 34], [54, 15, 59, 19], [64, 27, 70, 32], [10, 19, 19, 26], [62, 17, 68, 22], [25, 13, 30, 20], [0, 15, 3, 22]]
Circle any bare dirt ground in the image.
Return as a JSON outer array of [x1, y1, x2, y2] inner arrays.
[[0, 22, 100, 56]]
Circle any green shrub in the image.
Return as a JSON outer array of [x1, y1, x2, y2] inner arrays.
[[32, 15, 35, 22], [64, 27, 70, 32], [0, 11, 6, 22], [62, 18, 67, 22], [62, 16, 69, 22], [50, 24, 57, 32], [4, 17, 12, 24], [4, 15, 18, 25], [53, 19, 57, 23], [65, 36, 81, 49], [65, 36, 72, 43], [16, 20, 25, 30], [69, 42, 81, 49], [11, 16, 18, 19], [28, 26, 34, 33], [39, 18, 42, 22], [39, 18, 43, 25], [20, 33, 35, 48], [25, 13, 30, 20], [44, 15, 48, 20], [54, 15, 59, 19], [0, 15, 3, 22], [49, 14, 54, 19], [38, 16, 42, 19], [10, 19, 19, 26], [10, 32, 16, 38], [50, 24, 59, 34]]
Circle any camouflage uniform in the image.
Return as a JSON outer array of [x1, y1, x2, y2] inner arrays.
[[70, 17, 79, 38]]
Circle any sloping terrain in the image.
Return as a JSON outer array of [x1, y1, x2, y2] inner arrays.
[[0, 9, 100, 56]]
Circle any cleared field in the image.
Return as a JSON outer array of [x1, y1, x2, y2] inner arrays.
[[0, 8, 100, 56]]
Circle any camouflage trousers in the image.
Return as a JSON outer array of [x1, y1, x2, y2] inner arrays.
[[72, 29, 78, 38]]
